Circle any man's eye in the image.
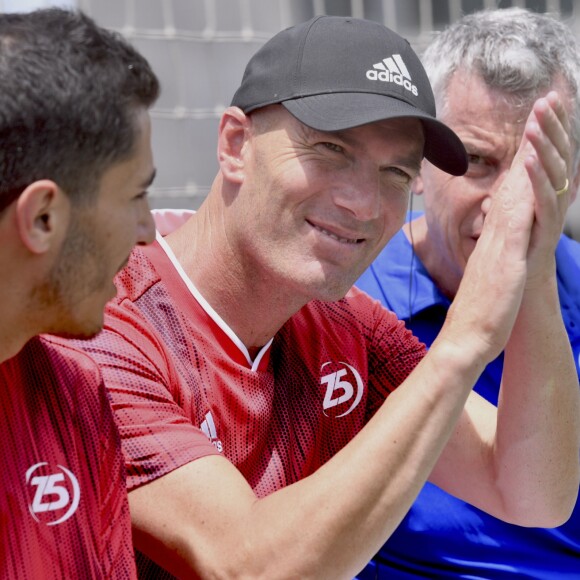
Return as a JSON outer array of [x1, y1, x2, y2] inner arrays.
[[467, 154, 484, 165], [321, 142, 344, 153], [387, 167, 412, 182]]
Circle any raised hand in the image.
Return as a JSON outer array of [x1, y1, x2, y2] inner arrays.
[[441, 91, 572, 364], [520, 91, 571, 285]]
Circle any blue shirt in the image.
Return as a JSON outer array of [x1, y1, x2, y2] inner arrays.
[[355, 217, 580, 579]]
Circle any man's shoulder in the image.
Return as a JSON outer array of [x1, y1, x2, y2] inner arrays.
[[292, 289, 401, 339], [112, 244, 161, 304], [0, 336, 102, 388], [34, 335, 102, 384], [356, 221, 443, 318]]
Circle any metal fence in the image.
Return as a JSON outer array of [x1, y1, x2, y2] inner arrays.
[[2, 0, 579, 235]]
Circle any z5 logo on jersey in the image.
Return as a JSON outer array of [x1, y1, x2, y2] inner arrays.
[[321, 361, 364, 418], [25, 462, 80, 525]]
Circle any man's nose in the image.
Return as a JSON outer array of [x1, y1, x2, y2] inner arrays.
[[332, 170, 382, 221], [137, 202, 156, 246]]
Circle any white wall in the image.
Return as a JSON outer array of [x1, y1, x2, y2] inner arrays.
[[0, 0, 74, 11]]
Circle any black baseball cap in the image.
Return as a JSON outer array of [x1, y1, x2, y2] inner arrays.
[[231, 16, 467, 176]]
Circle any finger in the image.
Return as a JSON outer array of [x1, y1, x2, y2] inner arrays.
[[530, 100, 569, 165], [524, 152, 553, 204], [524, 102, 570, 195], [545, 90, 571, 137], [523, 139, 569, 231], [533, 93, 570, 169]]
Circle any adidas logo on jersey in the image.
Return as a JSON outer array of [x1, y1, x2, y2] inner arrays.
[[366, 54, 418, 96], [201, 411, 223, 453]]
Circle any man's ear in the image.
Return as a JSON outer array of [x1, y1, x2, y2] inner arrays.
[[412, 172, 424, 196], [217, 106, 251, 184], [15, 180, 69, 254]]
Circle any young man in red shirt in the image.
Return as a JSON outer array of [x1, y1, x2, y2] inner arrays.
[[0, 8, 158, 578]]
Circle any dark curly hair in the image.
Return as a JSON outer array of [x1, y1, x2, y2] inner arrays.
[[0, 8, 160, 214]]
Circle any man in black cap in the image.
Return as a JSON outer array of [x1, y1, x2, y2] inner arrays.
[[73, 16, 579, 579]]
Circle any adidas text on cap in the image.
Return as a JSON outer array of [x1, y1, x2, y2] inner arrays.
[[231, 16, 467, 176]]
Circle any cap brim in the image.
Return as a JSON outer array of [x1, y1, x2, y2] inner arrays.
[[283, 93, 467, 176]]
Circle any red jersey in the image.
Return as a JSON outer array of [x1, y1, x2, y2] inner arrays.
[[76, 212, 426, 577], [0, 337, 136, 580]]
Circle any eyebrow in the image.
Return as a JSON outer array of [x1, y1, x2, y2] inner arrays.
[[463, 143, 493, 156], [389, 155, 423, 174], [331, 129, 423, 173], [369, 149, 424, 173], [141, 169, 156, 189]]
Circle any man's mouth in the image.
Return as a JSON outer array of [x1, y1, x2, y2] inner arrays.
[[309, 221, 363, 244]]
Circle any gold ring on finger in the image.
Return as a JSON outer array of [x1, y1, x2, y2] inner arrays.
[[555, 178, 569, 196]]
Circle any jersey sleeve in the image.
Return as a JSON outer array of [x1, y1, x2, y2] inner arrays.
[[79, 301, 220, 492]]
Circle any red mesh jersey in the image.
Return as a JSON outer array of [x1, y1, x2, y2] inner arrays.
[[0, 336, 136, 580], [81, 234, 426, 495], [76, 216, 426, 578]]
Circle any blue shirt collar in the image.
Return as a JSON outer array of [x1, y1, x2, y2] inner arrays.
[[365, 227, 450, 320]]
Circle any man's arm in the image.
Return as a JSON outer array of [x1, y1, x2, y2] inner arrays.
[[429, 271, 579, 529], [129, 339, 488, 579], [431, 92, 580, 526], [496, 92, 580, 523]]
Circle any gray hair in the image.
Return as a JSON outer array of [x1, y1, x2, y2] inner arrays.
[[422, 8, 580, 174]]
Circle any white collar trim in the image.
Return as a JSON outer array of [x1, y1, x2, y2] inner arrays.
[[155, 231, 272, 371]]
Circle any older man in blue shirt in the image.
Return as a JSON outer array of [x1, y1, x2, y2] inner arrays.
[[357, 8, 580, 579]]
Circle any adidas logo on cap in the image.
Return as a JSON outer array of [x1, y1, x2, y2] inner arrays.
[[366, 54, 419, 96]]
